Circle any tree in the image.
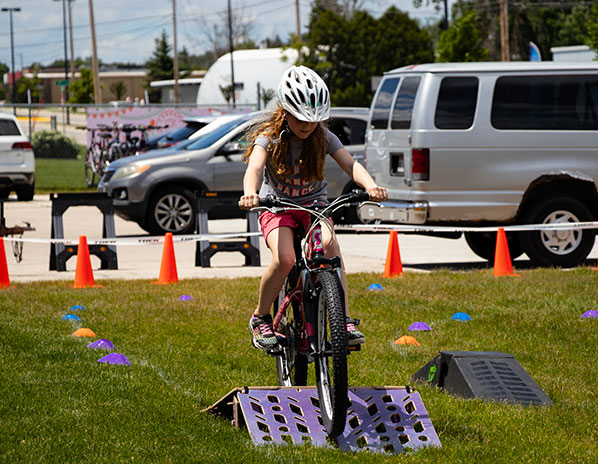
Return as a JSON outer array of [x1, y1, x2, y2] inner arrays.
[[109, 81, 127, 100], [197, 2, 256, 60], [436, 10, 489, 62], [68, 68, 95, 104], [304, 6, 433, 107], [15, 71, 42, 103], [144, 30, 173, 102], [587, 1, 598, 58]]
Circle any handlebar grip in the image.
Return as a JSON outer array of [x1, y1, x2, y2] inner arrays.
[[259, 195, 278, 207], [353, 189, 370, 202]]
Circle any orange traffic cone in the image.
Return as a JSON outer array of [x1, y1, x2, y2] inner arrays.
[[152, 233, 178, 284], [493, 228, 520, 277], [382, 230, 403, 277], [0, 237, 10, 288], [73, 235, 101, 288]]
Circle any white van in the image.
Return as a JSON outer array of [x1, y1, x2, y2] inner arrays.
[[362, 62, 598, 267]]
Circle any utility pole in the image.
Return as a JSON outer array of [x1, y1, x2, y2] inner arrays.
[[442, 0, 448, 30], [227, 0, 236, 108], [295, 0, 300, 39], [499, 0, 510, 61], [1, 7, 20, 114], [67, 0, 76, 82], [54, 0, 71, 123], [172, 0, 179, 104], [88, 0, 101, 103]]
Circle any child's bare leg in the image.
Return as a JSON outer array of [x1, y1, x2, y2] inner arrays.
[[254, 227, 296, 316]]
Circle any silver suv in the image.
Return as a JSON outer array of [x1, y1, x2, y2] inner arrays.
[[98, 108, 368, 235], [0, 112, 35, 201], [363, 62, 598, 267]]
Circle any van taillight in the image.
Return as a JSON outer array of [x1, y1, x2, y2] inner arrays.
[[12, 141, 32, 150], [411, 148, 429, 181]]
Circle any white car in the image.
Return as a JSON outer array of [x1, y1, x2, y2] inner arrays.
[[0, 112, 35, 201]]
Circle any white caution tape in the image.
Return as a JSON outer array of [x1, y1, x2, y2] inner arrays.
[[336, 221, 598, 233], [2, 231, 262, 246], [3, 221, 598, 245]]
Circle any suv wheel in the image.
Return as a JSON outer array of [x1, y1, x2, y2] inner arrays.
[[521, 196, 595, 267], [465, 231, 523, 263], [146, 187, 197, 235], [17, 183, 35, 202]]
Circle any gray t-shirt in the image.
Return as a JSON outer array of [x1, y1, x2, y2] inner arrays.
[[254, 128, 343, 205]]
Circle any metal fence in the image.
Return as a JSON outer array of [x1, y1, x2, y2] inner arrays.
[[3, 103, 255, 193]]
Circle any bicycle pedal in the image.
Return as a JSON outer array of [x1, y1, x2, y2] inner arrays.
[[347, 345, 361, 352]]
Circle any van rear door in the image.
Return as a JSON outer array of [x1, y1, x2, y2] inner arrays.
[[386, 76, 422, 189]]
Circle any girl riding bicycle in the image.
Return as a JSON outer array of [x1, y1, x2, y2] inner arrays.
[[239, 65, 387, 351]]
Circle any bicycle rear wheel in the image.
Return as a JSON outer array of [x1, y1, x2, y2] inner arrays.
[[84, 147, 96, 187], [274, 268, 308, 386], [314, 270, 348, 437]]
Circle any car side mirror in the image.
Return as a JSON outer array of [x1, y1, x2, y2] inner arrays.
[[218, 142, 243, 157]]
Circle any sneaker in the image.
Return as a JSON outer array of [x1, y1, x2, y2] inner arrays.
[[249, 313, 279, 350], [346, 317, 365, 345]]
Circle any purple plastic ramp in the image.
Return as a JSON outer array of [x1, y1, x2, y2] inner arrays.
[[237, 386, 441, 454]]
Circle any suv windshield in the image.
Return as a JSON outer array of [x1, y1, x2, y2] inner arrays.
[[186, 117, 251, 150]]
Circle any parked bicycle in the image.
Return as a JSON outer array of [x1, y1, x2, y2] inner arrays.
[[80, 124, 168, 187], [252, 190, 374, 437], [79, 125, 119, 187], [119, 123, 168, 157]]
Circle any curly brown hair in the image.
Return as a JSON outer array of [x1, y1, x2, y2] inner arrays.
[[242, 106, 328, 182]]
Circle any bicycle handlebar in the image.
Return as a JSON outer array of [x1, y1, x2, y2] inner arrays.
[[258, 189, 370, 209]]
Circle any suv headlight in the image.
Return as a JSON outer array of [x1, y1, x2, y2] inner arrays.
[[111, 164, 150, 181]]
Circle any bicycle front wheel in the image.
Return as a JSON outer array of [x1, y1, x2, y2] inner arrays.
[[274, 269, 308, 386], [314, 270, 348, 437]]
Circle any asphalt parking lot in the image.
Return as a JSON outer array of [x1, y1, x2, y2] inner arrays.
[[2, 195, 597, 283]]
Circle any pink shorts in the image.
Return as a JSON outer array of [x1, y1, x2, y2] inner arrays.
[[259, 210, 311, 245]]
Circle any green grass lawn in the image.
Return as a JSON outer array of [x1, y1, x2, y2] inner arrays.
[[1, 270, 597, 463], [35, 158, 93, 192]]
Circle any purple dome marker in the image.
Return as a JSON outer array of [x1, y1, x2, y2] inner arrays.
[[408, 322, 432, 331], [179, 295, 193, 301], [97, 353, 131, 365], [87, 339, 116, 350], [581, 310, 598, 318]]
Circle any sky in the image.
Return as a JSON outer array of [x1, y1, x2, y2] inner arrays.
[[0, 0, 451, 70]]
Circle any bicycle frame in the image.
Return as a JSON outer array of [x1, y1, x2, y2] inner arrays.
[[271, 219, 344, 360]]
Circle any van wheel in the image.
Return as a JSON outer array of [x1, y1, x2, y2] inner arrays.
[[465, 231, 523, 263], [146, 187, 197, 235], [520, 196, 595, 267]]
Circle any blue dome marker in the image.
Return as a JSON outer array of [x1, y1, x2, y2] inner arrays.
[[368, 283, 384, 291], [451, 312, 472, 321], [71, 304, 87, 311], [62, 313, 81, 321]]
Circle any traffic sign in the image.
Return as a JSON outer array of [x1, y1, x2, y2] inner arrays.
[[55, 80, 69, 86]]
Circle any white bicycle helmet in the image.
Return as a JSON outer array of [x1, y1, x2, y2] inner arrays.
[[277, 65, 330, 122]]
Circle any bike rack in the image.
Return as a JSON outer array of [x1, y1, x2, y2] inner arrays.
[[204, 386, 441, 455], [49, 192, 118, 271], [195, 192, 260, 268]]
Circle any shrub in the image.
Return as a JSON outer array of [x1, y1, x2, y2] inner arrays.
[[31, 130, 83, 159]]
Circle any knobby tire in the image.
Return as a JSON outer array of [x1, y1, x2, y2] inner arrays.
[[314, 270, 348, 437]]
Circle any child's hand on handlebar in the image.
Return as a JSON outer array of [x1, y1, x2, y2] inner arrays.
[[239, 193, 259, 210], [366, 185, 387, 203]]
